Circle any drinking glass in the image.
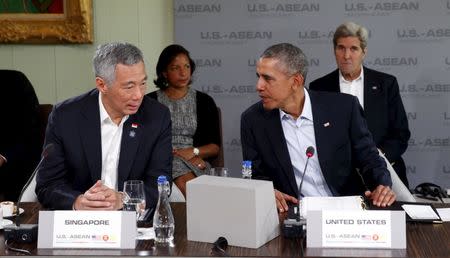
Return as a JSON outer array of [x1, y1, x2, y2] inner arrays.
[[122, 180, 146, 221], [209, 167, 229, 177]]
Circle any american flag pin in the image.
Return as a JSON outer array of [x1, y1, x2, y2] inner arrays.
[[131, 123, 138, 128], [324, 122, 330, 127], [129, 130, 136, 138]]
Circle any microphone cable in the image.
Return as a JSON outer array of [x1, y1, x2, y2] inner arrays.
[[4, 239, 31, 255]]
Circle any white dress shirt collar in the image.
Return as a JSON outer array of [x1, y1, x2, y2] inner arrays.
[[279, 89, 313, 122], [98, 93, 128, 190], [339, 66, 365, 109], [98, 93, 130, 125], [339, 65, 364, 84], [279, 89, 333, 198]]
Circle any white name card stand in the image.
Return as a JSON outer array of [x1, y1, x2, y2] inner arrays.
[[186, 175, 279, 249], [307, 210, 406, 249], [38, 210, 136, 249]]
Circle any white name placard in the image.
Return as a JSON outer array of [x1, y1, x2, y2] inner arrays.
[[53, 211, 122, 248], [307, 210, 406, 249], [38, 211, 136, 249]]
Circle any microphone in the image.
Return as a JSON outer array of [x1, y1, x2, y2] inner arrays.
[[282, 146, 314, 238], [298, 146, 315, 201], [4, 143, 54, 243]]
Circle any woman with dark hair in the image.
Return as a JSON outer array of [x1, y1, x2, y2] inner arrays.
[[147, 44, 220, 197]]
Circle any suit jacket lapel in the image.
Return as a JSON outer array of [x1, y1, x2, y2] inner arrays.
[[330, 69, 341, 92], [79, 90, 102, 181], [309, 91, 335, 193], [263, 108, 299, 196], [117, 113, 142, 189], [363, 67, 380, 123]]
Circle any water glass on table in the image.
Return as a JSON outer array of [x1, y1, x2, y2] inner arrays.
[[122, 180, 146, 221], [209, 167, 229, 177]]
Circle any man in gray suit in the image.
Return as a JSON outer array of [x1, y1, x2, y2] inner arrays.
[[310, 22, 411, 187], [36, 42, 172, 212]]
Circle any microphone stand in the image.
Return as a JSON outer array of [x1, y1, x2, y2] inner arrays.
[[282, 146, 314, 238], [298, 155, 310, 219], [4, 144, 53, 244]]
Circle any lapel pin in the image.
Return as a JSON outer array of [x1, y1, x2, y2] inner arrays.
[[131, 123, 138, 128], [372, 86, 378, 90], [129, 130, 136, 138], [324, 122, 330, 127]]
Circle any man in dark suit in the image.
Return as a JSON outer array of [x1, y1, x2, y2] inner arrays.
[[36, 42, 172, 212], [309, 22, 411, 187], [241, 43, 396, 212], [0, 70, 41, 201]]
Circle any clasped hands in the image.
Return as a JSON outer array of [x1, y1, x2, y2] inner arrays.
[[73, 180, 123, 210], [173, 148, 206, 170], [274, 185, 396, 213]]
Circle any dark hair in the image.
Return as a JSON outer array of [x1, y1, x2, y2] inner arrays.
[[154, 44, 196, 89], [261, 43, 308, 81]]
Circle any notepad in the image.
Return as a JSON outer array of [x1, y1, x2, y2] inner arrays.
[[436, 208, 450, 222], [401, 204, 440, 220], [300, 196, 365, 219]]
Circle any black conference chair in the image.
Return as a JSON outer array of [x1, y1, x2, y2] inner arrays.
[[21, 104, 53, 202], [0, 70, 41, 201], [207, 107, 225, 168]]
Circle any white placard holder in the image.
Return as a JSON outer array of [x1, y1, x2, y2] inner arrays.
[[307, 210, 406, 249], [186, 175, 279, 249], [38, 210, 136, 249]]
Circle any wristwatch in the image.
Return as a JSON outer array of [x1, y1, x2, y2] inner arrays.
[[193, 147, 200, 156]]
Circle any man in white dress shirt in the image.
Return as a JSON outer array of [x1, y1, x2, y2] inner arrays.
[[36, 42, 172, 212], [310, 22, 411, 187], [241, 43, 396, 212]]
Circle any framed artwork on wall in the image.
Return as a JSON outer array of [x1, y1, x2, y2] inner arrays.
[[0, 0, 93, 44]]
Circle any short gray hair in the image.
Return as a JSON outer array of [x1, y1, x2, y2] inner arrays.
[[260, 43, 308, 80], [93, 42, 144, 85], [333, 22, 368, 51]]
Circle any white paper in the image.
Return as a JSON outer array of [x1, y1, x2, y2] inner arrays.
[[401, 204, 440, 220], [137, 227, 155, 240], [0, 219, 13, 229], [301, 196, 364, 218], [436, 208, 450, 222]]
